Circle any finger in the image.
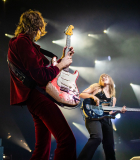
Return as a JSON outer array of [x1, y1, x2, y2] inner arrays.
[[67, 52, 73, 56], [69, 46, 73, 50], [121, 110, 125, 113], [68, 51, 74, 56], [53, 56, 57, 59], [71, 50, 75, 54], [51, 57, 56, 64], [69, 47, 74, 51], [70, 49, 75, 53], [63, 46, 67, 50], [52, 57, 58, 66], [62, 47, 67, 54], [52, 57, 57, 61], [96, 100, 99, 106], [68, 47, 74, 52], [71, 53, 74, 56], [109, 111, 113, 115]]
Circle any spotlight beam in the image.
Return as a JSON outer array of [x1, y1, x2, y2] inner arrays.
[[73, 122, 89, 138], [5, 33, 14, 38], [70, 66, 96, 84], [130, 83, 140, 106]]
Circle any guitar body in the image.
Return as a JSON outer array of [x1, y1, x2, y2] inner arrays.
[[82, 98, 114, 120], [82, 104, 114, 120], [46, 70, 80, 107], [82, 98, 140, 120]]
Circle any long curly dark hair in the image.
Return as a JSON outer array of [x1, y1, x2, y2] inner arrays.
[[15, 9, 47, 41]]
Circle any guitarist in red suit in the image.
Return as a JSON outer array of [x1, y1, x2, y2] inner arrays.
[[77, 73, 126, 160], [7, 10, 76, 160]]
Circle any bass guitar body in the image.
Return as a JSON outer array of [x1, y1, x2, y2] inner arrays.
[[82, 98, 113, 120], [82, 98, 140, 120]]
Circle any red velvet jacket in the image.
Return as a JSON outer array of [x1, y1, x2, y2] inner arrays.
[[8, 33, 60, 105]]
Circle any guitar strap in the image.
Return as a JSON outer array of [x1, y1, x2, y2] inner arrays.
[[110, 96, 113, 106], [7, 59, 63, 107], [40, 48, 58, 59]]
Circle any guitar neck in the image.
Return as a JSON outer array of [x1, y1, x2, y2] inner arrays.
[[66, 35, 71, 50], [63, 35, 71, 72], [103, 106, 140, 112]]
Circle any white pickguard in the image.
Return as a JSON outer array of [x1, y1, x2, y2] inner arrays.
[[57, 70, 79, 94]]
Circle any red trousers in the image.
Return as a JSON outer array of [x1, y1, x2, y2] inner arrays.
[[26, 89, 76, 160]]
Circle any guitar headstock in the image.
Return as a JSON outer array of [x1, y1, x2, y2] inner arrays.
[[64, 25, 74, 36]]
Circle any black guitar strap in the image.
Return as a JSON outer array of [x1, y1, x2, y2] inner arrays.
[[7, 59, 63, 107], [40, 48, 58, 59]]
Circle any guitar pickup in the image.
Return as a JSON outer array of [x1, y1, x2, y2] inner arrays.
[[60, 86, 69, 93]]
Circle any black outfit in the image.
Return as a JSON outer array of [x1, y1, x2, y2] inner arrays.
[[77, 91, 116, 160]]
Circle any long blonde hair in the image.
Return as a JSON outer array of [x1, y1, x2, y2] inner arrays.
[[90, 73, 116, 97], [15, 9, 47, 41]]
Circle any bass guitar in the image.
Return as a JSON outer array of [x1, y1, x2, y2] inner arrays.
[[82, 98, 140, 120], [46, 25, 80, 107]]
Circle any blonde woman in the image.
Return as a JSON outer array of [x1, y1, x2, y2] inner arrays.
[[77, 73, 126, 160]]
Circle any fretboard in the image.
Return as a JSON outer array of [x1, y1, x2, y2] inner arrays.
[[63, 35, 71, 72], [103, 106, 140, 112]]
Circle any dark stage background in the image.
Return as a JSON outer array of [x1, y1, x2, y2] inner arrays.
[[0, 0, 140, 160]]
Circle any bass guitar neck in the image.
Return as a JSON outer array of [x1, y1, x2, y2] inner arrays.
[[89, 105, 140, 112]]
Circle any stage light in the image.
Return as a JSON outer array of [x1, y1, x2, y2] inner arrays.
[[3, 0, 6, 2], [95, 56, 111, 63], [51, 39, 65, 47], [71, 31, 94, 49], [5, 33, 14, 38], [108, 56, 111, 61], [103, 30, 107, 33], [73, 122, 89, 138], [130, 83, 140, 105], [4, 115, 32, 153], [23, 142, 28, 147], [3, 155, 11, 159], [7, 133, 11, 139], [115, 113, 121, 119], [43, 18, 63, 32], [94, 60, 101, 63], [112, 121, 117, 131], [20, 139, 32, 152], [52, 30, 95, 50], [69, 66, 96, 84], [88, 34, 99, 39]]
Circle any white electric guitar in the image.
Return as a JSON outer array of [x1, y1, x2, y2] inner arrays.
[[46, 25, 80, 107]]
